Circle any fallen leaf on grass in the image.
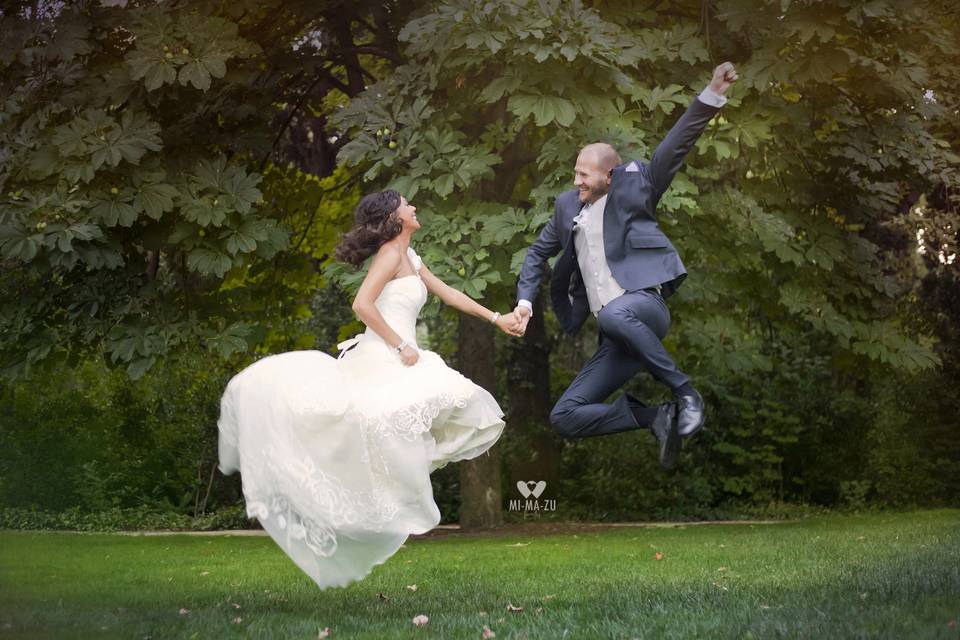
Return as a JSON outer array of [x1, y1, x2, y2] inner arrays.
[[200, 571, 209, 576], [541, 595, 556, 601], [318, 627, 331, 638], [506, 603, 523, 613], [412, 614, 429, 626], [654, 552, 664, 561], [481, 624, 496, 638], [231, 603, 241, 609], [178, 608, 190, 616], [506, 542, 531, 547], [406, 584, 418, 591], [377, 592, 390, 601], [947, 619, 956, 629], [233, 617, 242, 624]]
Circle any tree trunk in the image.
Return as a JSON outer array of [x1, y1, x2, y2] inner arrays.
[[505, 293, 560, 499], [456, 314, 503, 529]]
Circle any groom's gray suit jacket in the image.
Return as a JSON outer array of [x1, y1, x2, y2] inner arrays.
[[516, 97, 721, 335]]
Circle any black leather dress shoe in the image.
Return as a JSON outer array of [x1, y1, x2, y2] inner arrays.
[[676, 389, 705, 437], [650, 402, 680, 470]]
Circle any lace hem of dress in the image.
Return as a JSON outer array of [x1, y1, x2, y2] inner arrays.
[[240, 390, 471, 558]]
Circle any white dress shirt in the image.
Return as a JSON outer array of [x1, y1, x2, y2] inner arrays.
[[517, 86, 726, 316], [571, 194, 625, 315]]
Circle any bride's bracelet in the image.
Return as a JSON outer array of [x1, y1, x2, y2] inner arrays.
[[489, 311, 500, 324], [394, 339, 408, 354]]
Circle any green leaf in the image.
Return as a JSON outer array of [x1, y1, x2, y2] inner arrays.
[[222, 227, 258, 255], [480, 76, 522, 103], [85, 110, 162, 169], [206, 321, 252, 358], [507, 94, 577, 127], [481, 209, 528, 244], [126, 48, 177, 91], [181, 197, 228, 227], [255, 223, 290, 258], [633, 84, 687, 115], [135, 182, 179, 220], [186, 247, 233, 277], [126, 356, 156, 380], [178, 60, 213, 90], [434, 174, 455, 197], [91, 197, 138, 227], [223, 168, 263, 214], [1, 235, 40, 261], [195, 156, 228, 191]]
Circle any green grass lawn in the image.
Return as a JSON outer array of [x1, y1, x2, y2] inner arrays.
[[1, 509, 958, 639]]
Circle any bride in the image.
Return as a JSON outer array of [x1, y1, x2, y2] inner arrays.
[[216, 190, 520, 589]]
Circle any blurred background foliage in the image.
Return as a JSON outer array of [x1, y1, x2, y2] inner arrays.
[[0, 0, 957, 529]]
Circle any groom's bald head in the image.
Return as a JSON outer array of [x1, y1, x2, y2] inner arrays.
[[574, 143, 622, 204], [579, 143, 622, 172]]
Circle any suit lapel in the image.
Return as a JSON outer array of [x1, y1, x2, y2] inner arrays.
[[560, 197, 580, 248]]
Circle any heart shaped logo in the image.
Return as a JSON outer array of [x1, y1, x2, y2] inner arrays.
[[516, 480, 546, 499]]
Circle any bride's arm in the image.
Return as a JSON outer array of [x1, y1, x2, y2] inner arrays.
[[351, 245, 407, 350], [420, 264, 523, 336]]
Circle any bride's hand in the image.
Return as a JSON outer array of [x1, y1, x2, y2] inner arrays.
[[399, 345, 419, 366], [495, 312, 524, 337]]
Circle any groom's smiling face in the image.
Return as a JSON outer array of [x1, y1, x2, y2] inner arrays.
[[573, 150, 612, 205]]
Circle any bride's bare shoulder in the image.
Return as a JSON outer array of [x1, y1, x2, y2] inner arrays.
[[370, 242, 403, 267]]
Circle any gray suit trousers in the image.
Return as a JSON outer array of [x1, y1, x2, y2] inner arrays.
[[549, 289, 690, 438]]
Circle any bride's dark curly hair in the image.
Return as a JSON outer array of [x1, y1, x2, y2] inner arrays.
[[335, 190, 404, 267]]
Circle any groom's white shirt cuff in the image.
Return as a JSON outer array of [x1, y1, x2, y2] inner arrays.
[[697, 86, 727, 108], [517, 299, 533, 316]]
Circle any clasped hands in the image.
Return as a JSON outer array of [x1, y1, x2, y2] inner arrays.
[[493, 306, 531, 338]]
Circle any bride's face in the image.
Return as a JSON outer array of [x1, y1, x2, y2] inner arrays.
[[395, 196, 420, 231]]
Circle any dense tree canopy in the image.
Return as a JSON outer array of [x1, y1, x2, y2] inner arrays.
[[0, 0, 410, 379]]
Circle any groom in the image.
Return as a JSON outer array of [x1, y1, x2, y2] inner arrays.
[[512, 62, 738, 469]]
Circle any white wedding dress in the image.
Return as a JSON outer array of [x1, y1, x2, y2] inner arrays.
[[216, 247, 505, 589]]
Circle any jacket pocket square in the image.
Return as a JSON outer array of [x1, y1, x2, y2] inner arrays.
[[625, 161, 640, 173]]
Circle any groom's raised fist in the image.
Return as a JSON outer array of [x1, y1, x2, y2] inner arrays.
[[709, 62, 738, 95]]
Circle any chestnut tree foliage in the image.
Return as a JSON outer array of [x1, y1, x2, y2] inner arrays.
[[333, 0, 958, 378], [0, 0, 406, 379]]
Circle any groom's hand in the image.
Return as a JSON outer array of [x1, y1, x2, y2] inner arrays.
[[495, 313, 524, 337], [513, 305, 531, 335], [709, 62, 738, 95]]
